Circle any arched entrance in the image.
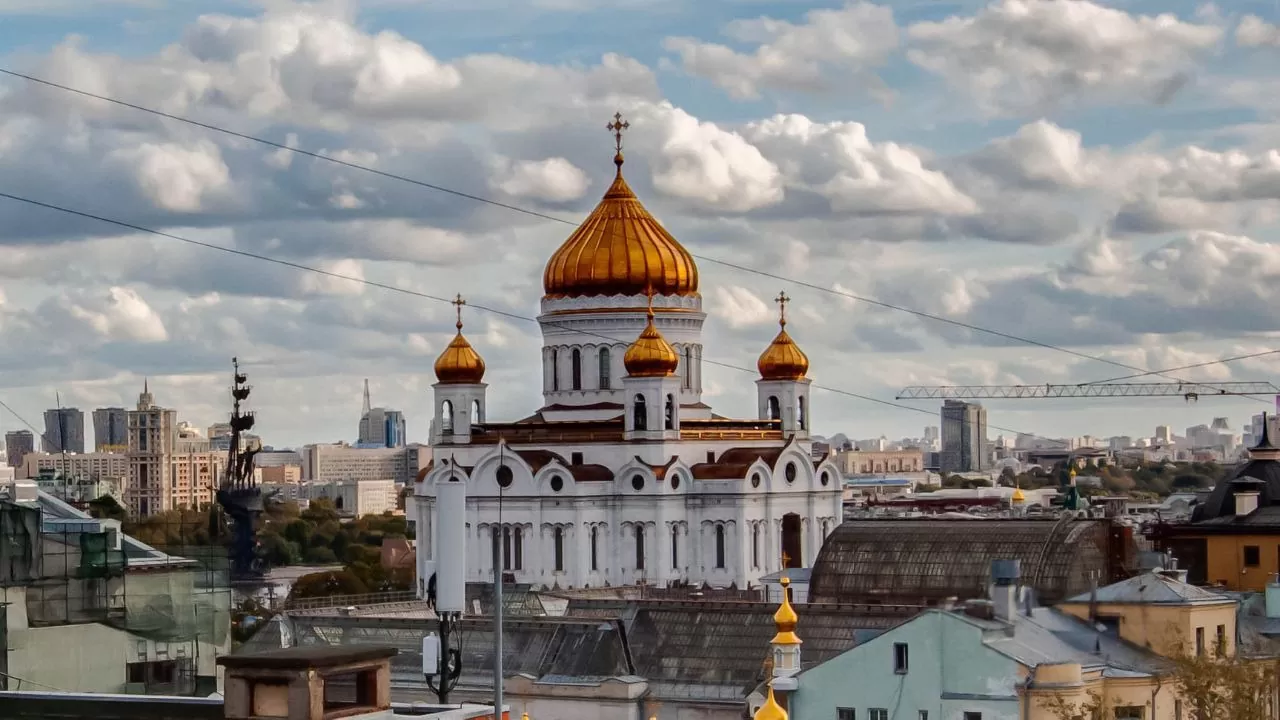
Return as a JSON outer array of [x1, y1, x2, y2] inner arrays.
[[781, 513, 802, 568]]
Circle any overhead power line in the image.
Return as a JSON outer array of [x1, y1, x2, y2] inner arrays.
[[0, 189, 1074, 443], [2, 66, 1268, 403]]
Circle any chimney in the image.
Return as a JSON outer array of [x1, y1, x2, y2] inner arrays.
[[990, 559, 1021, 623], [1235, 489, 1261, 517], [1267, 574, 1280, 620], [218, 646, 397, 720]]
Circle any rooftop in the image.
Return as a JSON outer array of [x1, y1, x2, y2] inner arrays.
[[1063, 571, 1232, 606]]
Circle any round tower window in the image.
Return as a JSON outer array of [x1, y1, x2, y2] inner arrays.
[[550, 475, 564, 493], [820, 471, 830, 487], [670, 475, 681, 491], [785, 463, 797, 484], [496, 465, 513, 488], [632, 474, 645, 491], [751, 473, 762, 489]]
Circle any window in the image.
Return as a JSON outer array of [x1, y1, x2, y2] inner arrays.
[[1196, 626, 1205, 656], [752, 524, 760, 569], [684, 347, 692, 389], [571, 452, 583, 465], [502, 527, 511, 570], [1216, 624, 1227, 656], [707, 451, 715, 463], [665, 394, 675, 430], [837, 709, 856, 720], [798, 396, 806, 430], [918, 713, 928, 720], [893, 643, 909, 674], [590, 526, 598, 571], [768, 396, 780, 420], [962, 714, 982, 720], [514, 527, 523, 570], [869, 710, 888, 720], [598, 348, 611, 390], [633, 394, 648, 431], [1174, 700, 1183, 720], [553, 527, 564, 572], [671, 525, 679, 569], [715, 525, 726, 569], [571, 348, 582, 390], [1245, 545, 1261, 567], [441, 400, 454, 432], [635, 525, 646, 571], [551, 351, 559, 391], [1113, 707, 1144, 720], [472, 399, 481, 424]]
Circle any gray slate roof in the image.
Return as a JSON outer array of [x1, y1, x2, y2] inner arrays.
[[970, 607, 1170, 677], [1063, 572, 1231, 606]]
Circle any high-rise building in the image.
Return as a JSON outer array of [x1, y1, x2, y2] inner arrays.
[[92, 407, 128, 451], [126, 380, 178, 516], [940, 399, 988, 473], [42, 407, 85, 454], [5, 429, 34, 468], [356, 379, 407, 448]]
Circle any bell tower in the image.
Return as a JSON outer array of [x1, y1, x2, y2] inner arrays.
[[756, 292, 812, 439]]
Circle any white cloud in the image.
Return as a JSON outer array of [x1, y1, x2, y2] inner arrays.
[[489, 157, 589, 203], [1237, 15, 1280, 47], [906, 0, 1223, 116], [646, 104, 784, 212], [712, 286, 773, 329], [42, 286, 169, 343], [107, 140, 231, 213], [664, 1, 898, 100]]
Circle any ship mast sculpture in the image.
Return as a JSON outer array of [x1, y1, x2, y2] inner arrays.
[[216, 357, 266, 581]]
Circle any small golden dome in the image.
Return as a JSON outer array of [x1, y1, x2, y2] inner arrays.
[[543, 113, 699, 300], [771, 575, 802, 646], [1011, 485, 1026, 504], [758, 292, 809, 381], [755, 684, 788, 720], [624, 291, 679, 378], [434, 295, 486, 385]]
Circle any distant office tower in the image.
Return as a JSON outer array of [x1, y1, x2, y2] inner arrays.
[[126, 380, 178, 516], [93, 407, 128, 451], [940, 400, 988, 473], [42, 407, 86, 454], [5, 429, 34, 468], [357, 379, 407, 448]]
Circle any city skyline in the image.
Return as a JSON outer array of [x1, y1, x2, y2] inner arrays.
[[1, 0, 1280, 445]]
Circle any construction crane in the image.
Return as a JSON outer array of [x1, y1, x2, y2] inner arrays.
[[895, 381, 1279, 401]]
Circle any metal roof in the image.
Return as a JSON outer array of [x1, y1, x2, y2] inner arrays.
[[1063, 572, 1232, 606]]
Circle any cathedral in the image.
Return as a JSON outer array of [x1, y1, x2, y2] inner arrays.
[[413, 117, 843, 591]]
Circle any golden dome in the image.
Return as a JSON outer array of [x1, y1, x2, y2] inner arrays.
[[771, 575, 802, 646], [1011, 485, 1026, 504], [624, 292, 680, 378], [434, 295, 486, 385], [758, 292, 809, 381], [755, 684, 788, 720], [543, 114, 699, 299]]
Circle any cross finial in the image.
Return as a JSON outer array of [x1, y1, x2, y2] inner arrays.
[[607, 112, 630, 153], [451, 293, 466, 331], [775, 291, 790, 327], [644, 284, 656, 320]]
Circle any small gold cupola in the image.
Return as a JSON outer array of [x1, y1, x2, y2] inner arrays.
[[624, 289, 680, 378], [758, 291, 809, 381], [772, 575, 801, 646], [754, 683, 788, 720], [434, 294, 486, 385]]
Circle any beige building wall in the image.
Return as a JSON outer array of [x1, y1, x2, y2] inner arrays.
[[835, 449, 924, 475], [258, 465, 301, 484], [1057, 600, 1237, 659], [19, 452, 128, 481], [168, 452, 225, 510]]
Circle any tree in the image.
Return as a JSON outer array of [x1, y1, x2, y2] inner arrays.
[[1170, 652, 1279, 720], [1039, 689, 1104, 720]]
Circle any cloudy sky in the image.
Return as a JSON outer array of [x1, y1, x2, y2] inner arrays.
[[3, 0, 1280, 449]]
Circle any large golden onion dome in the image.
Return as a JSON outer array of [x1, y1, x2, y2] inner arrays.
[[754, 684, 788, 720], [543, 113, 699, 299], [771, 575, 802, 646], [624, 292, 680, 378], [758, 292, 809, 381], [434, 295, 486, 385]]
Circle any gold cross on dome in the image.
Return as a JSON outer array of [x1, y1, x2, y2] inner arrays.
[[607, 112, 630, 153], [781, 550, 791, 569], [452, 293, 466, 329], [775, 291, 790, 326]]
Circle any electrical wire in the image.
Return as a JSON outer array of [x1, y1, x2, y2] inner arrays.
[[1079, 348, 1280, 387], [0, 189, 1069, 443], [2, 66, 1267, 400]]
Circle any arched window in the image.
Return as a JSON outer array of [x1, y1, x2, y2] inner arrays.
[[684, 347, 693, 390], [664, 394, 675, 430], [551, 351, 560, 391], [714, 525, 726, 569], [441, 400, 454, 432], [599, 348, 611, 390], [751, 524, 760, 569], [798, 396, 807, 430], [633, 394, 648, 431], [820, 519, 830, 538], [635, 525, 646, 571], [472, 399, 482, 424], [671, 525, 679, 569], [571, 348, 582, 390], [767, 396, 780, 421], [590, 526, 599, 571], [514, 526, 524, 571], [553, 526, 565, 572], [502, 526, 511, 570]]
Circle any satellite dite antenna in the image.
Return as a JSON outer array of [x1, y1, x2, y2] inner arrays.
[[423, 456, 465, 702]]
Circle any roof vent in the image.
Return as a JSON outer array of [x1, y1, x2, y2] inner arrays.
[[991, 559, 1021, 587]]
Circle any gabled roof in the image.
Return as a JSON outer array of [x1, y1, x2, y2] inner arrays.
[[1063, 571, 1232, 606]]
